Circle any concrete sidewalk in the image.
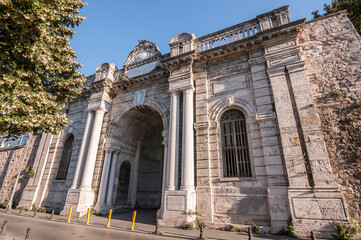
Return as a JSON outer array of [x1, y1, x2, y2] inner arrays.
[[0, 209, 302, 240]]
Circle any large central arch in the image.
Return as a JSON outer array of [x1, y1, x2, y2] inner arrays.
[[108, 104, 167, 210]]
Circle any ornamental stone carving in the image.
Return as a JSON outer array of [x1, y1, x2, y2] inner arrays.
[[133, 89, 147, 107], [123, 40, 162, 68], [95, 63, 117, 82]]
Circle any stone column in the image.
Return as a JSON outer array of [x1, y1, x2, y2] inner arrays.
[[166, 91, 180, 191], [181, 87, 195, 191], [106, 152, 118, 206], [96, 150, 112, 206], [71, 111, 94, 189], [79, 107, 107, 190], [159, 138, 168, 215]]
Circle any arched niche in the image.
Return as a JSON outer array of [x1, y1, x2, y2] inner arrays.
[[116, 160, 131, 204]]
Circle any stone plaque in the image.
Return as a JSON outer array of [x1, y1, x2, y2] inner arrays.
[[212, 74, 248, 95], [67, 192, 80, 205], [166, 195, 186, 211], [292, 198, 347, 220], [215, 196, 267, 216]]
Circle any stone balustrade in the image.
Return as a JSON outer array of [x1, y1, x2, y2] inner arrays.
[[194, 19, 259, 52]]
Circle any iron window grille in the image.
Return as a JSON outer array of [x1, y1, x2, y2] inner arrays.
[[220, 109, 251, 178], [56, 135, 74, 180]]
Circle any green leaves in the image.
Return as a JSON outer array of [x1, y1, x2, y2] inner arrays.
[[0, 0, 86, 136]]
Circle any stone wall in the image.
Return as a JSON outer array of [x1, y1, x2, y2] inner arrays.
[[300, 12, 361, 221], [0, 135, 41, 206]]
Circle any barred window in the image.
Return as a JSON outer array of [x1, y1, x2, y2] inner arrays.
[[221, 109, 251, 178], [56, 135, 74, 180]]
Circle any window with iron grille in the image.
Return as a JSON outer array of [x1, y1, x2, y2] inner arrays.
[[220, 109, 251, 178], [56, 135, 74, 180]]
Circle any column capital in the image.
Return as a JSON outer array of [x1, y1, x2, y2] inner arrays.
[[267, 66, 285, 77], [95, 106, 107, 114], [110, 150, 120, 156], [168, 90, 181, 96], [181, 86, 195, 94], [248, 56, 266, 66], [286, 61, 306, 74], [103, 148, 114, 154], [87, 100, 110, 113]]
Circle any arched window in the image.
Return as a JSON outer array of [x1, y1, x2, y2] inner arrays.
[[220, 109, 251, 178], [56, 135, 74, 180]]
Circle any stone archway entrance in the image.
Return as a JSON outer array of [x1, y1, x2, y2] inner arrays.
[[136, 125, 163, 208], [108, 106, 165, 211]]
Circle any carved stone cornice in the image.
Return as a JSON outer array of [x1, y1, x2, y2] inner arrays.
[[112, 69, 169, 90], [264, 45, 302, 68], [161, 54, 193, 72]]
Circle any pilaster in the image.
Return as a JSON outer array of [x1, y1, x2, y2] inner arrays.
[[18, 133, 54, 209], [248, 55, 289, 230]]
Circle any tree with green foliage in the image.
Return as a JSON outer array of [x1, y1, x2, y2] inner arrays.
[[0, 0, 86, 137], [312, 0, 361, 34]]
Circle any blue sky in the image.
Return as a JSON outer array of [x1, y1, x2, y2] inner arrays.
[[70, 0, 330, 75]]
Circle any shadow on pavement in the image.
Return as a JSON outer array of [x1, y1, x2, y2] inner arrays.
[[96, 208, 157, 226]]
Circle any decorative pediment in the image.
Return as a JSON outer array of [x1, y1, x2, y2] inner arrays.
[[124, 40, 162, 68]]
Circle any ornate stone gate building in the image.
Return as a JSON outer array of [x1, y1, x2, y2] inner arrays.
[[0, 5, 360, 237]]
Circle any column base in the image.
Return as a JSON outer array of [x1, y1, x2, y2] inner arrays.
[[94, 203, 112, 215], [61, 188, 95, 217], [158, 190, 196, 227]]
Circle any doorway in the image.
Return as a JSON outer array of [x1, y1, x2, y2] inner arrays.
[[136, 125, 163, 208]]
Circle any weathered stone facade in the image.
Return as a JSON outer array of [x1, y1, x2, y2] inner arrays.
[[0, 6, 359, 238], [300, 11, 361, 222], [0, 135, 40, 206]]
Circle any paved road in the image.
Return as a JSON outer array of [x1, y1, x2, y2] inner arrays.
[[0, 213, 169, 240]]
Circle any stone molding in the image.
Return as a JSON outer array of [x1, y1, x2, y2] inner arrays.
[[209, 95, 257, 121], [110, 97, 169, 134]]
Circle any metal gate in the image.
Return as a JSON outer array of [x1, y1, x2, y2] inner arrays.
[[136, 125, 163, 208]]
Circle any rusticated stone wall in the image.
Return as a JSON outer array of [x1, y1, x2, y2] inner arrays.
[[300, 12, 361, 221], [0, 135, 41, 206]]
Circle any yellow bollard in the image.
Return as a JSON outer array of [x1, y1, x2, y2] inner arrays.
[[86, 208, 90, 225], [106, 209, 112, 228], [67, 206, 72, 223], [131, 210, 137, 230]]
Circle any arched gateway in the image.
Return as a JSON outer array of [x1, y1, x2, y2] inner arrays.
[[97, 105, 166, 212]]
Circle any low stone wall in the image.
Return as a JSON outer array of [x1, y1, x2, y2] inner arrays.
[[300, 12, 361, 221], [0, 135, 41, 206]]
